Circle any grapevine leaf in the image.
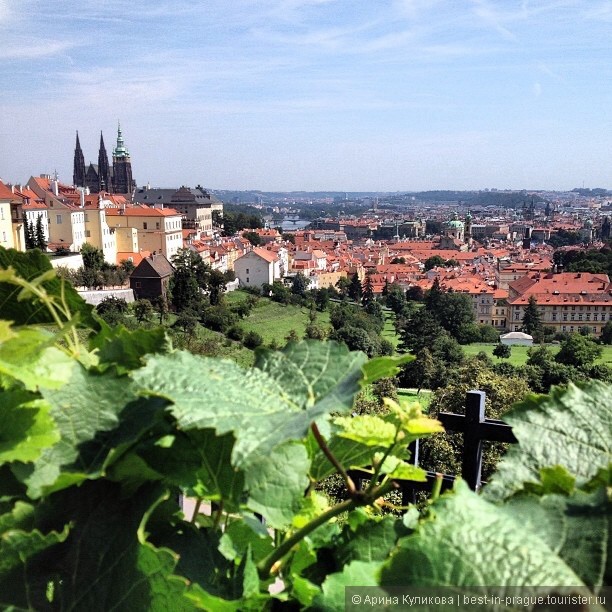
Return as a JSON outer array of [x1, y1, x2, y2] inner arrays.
[[308, 432, 382, 481], [19, 481, 192, 610], [133, 349, 366, 468], [360, 353, 414, 386], [219, 519, 274, 564], [138, 430, 245, 509], [484, 382, 612, 502], [313, 560, 383, 612], [381, 480, 586, 587], [501, 487, 610, 589], [373, 454, 427, 481], [254, 340, 368, 412], [90, 323, 172, 375], [245, 441, 310, 529], [0, 392, 59, 465], [0, 327, 76, 391], [334, 415, 397, 447], [0, 248, 95, 327], [13, 366, 159, 498], [334, 514, 405, 566]]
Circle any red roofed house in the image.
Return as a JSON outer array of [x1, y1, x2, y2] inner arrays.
[[234, 247, 281, 288], [507, 272, 612, 336]]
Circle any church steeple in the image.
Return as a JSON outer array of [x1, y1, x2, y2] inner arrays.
[[98, 131, 111, 193], [111, 122, 135, 194], [73, 131, 86, 187]]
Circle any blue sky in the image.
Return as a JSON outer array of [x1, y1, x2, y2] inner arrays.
[[1, 0, 612, 191]]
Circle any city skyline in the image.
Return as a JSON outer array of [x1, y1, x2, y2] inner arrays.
[[1, 0, 612, 191]]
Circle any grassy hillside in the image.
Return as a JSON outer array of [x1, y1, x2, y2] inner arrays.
[[224, 291, 331, 344]]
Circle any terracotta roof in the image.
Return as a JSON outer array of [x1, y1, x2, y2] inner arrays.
[[106, 206, 181, 217], [250, 247, 279, 263], [0, 180, 16, 200]]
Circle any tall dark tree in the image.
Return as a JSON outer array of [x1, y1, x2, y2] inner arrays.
[[24, 218, 35, 250], [362, 275, 375, 306], [35, 215, 47, 250], [348, 273, 363, 303], [521, 296, 544, 341], [398, 309, 445, 353], [291, 273, 310, 297], [425, 277, 444, 312], [208, 269, 227, 305], [81, 243, 105, 271]]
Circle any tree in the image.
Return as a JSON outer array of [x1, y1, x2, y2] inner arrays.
[[314, 288, 330, 311], [424, 255, 445, 271], [424, 277, 444, 312], [169, 248, 211, 312], [291, 273, 310, 297], [434, 292, 475, 342], [362, 275, 375, 305], [384, 283, 406, 315], [81, 243, 105, 272], [397, 309, 445, 353], [335, 276, 351, 298], [555, 333, 602, 369], [35, 215, 47, 250], [521, 296, 544, 341], [493, 343, 511, 359], [132, 299, 153, 323], [244, 330, 264, 349], [348, 273, 362, 303], [242, 231, 262, 246], [174, 311, 198, 337], [600, 320, 612, 345], [411, 347, 436, 394], [304, 323, 326, 340], [24, 218, 35, 250], [405, 285, 424, 302], [96, 296, 128, 326], [208, 269, 227, 305]]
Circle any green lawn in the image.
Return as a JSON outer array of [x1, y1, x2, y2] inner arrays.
[[381, 309, 400, 348], [462, 342, 612, 366], [397, 388, 432, 412], [225, 291, 331, 344]]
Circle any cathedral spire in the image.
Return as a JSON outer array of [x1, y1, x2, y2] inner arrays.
[[98, 131, 111, 193], [73, 130, 86, 188]]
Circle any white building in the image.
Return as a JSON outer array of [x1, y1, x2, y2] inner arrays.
[[234, 247, 281, 287]]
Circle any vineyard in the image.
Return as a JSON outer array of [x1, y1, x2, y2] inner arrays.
[[0, 248, 609, 610]]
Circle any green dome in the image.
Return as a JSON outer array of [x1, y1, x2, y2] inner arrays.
[[447, 219, 464, 229]]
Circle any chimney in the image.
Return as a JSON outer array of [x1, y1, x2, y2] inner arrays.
[[51, 179, 59, 197], [78, 188, 85, 208]]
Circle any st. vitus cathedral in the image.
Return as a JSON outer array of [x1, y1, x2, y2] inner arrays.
[[73, 124, 136, 194]]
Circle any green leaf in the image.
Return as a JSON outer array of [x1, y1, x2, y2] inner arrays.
[[334, 415, 397, 447], [360, 353, 414, 386], [314, 560, 383, 612], [134, 348, 366, 468], [137, 430, 245, 509], [381, 480, 586, 587], [12, 366, 156, 497], [0, 326, 76, 391], [334, 514, 405, 566], [16, 481, 192, 610], [0, 391, 59, 465], [246, 441, 310, 529], [373, 454, 427, 481], [90, 323, 172, 375], [0, 248, 95, 327], [485, 382, 612, 502], [501, 487, 610, 589], [254, 340, 368, 412], [219, 519, 274, 564]]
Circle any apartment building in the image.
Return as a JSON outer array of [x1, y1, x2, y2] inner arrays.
[[507, 272, 612, 336]]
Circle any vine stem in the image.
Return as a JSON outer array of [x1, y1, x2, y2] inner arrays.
[[311, 422, 356, 495], [257, 497, 356, 578], [190, 498, 202, 524], [256, 480, 397, 579]]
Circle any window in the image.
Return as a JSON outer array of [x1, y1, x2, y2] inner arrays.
[[156, 222, 160, 229], [85, 230, 91, 238], [56, 215, 62, 224], [0, 208, 4, 220], [563, 313, 568, 321], [135, 281, 142, 288], [552, 313, 557, 321], [2, 231, 6, 242], [246, 277, 250, 283], [246, 268, 250, 274]]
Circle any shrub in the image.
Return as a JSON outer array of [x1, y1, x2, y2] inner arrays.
[[243, 330, 263, 349]]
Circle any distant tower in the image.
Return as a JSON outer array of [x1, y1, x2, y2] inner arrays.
[[601, 216, 611, 240], [73, 131, 86, 187], [97, 131, 111, 193], [544, 201, 551, 218], [112, 122, 135, 194], [465, 210, 473, 246]]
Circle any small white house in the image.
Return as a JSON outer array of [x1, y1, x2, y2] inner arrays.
[[234, 247, 281, 287], [500, 331, 533, 346]]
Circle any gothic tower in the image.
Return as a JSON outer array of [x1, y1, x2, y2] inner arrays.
[[97, 131, 111, 193], [73, 131, 86, 188], [112, 123, 135, 194]]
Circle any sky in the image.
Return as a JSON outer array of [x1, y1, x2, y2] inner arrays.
[[1, 0, 612, 192]]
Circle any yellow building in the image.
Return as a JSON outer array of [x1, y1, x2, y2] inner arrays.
[[0, 181, 25, 251]]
